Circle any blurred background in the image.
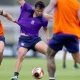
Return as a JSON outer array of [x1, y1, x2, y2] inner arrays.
[[0, 0, 79, 60]]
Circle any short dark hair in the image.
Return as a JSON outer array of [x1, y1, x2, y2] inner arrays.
[[35, 0, 45, 9]]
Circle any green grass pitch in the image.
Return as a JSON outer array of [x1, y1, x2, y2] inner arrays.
[[0, 58, 80, 80]]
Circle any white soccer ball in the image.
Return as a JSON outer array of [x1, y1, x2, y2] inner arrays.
[[32, 67, 44, 79]]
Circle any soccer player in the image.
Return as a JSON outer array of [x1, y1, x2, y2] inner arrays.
[[43, 0, 80, 80], [0, 9, 15, 65], [11, 0, 51, 80], [62, 47, 79, 69]]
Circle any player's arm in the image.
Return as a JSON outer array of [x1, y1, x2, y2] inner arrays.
[[44, 0, 57, 14], [77, 7, 80, 21], [43, 13, 53, 20], [0, 9, 16, 22], [18, 0, 25, 6], [18, 0, 32, 10], [43, 0, 57, 20], [43, 27, 50, 41]]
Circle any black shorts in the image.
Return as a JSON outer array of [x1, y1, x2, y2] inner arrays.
[[18, 35, 41, 51], [0, 36, 5, 43], [48, 33, 79, 53]]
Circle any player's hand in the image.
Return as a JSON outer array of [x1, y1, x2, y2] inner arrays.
[[46, 37, 51, 41], [12, 19, 18, 23]]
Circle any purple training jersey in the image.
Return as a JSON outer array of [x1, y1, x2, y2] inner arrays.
[[17, 2, 48, 37]]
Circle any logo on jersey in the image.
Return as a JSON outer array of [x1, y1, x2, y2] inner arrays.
[[31, 20, 35, 25], [21, 43, 25, 46]]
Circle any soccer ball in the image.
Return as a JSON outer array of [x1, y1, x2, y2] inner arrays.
[[32, 67, 44, 79]]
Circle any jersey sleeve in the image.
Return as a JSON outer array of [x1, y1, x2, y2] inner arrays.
[[21, 2, 33, 10], [43, 20, 48, 28]]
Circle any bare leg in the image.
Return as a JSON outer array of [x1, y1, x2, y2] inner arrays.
[[35, 41, 57, 80], [11, 47, 28, 80], [72, 53, 80, 63], [63, 51, 67, 68], [15, 47, 28, 72], [35, 41, 48, 54], [0, 41, 4, 65], [46, 47, 57, 80]]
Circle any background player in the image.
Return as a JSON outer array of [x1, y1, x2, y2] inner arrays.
[[62, 46, 79, 69]]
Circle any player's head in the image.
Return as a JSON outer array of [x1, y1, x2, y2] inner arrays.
[[34, 0, 45, 16]]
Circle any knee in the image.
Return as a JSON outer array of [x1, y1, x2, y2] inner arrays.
[[46, 47, 57, 58], [18, 53, 25, 60], [46, 52, 55, 59], [43, 50, 47, 55]]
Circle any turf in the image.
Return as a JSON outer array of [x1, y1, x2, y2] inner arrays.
[[0, 58, 80, 80]]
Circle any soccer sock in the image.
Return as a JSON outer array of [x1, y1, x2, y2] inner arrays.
[[14, 72, 19, 77], [49, 77, 55, 80], [63, 61, 65, 65], [74, 61, 77, 66], [49, 79, 55, 80]]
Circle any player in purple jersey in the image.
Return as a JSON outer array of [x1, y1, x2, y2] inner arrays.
[[11, 0, 52, 80]]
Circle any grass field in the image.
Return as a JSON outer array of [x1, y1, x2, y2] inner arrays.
[[0, 58, 80, 80]]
